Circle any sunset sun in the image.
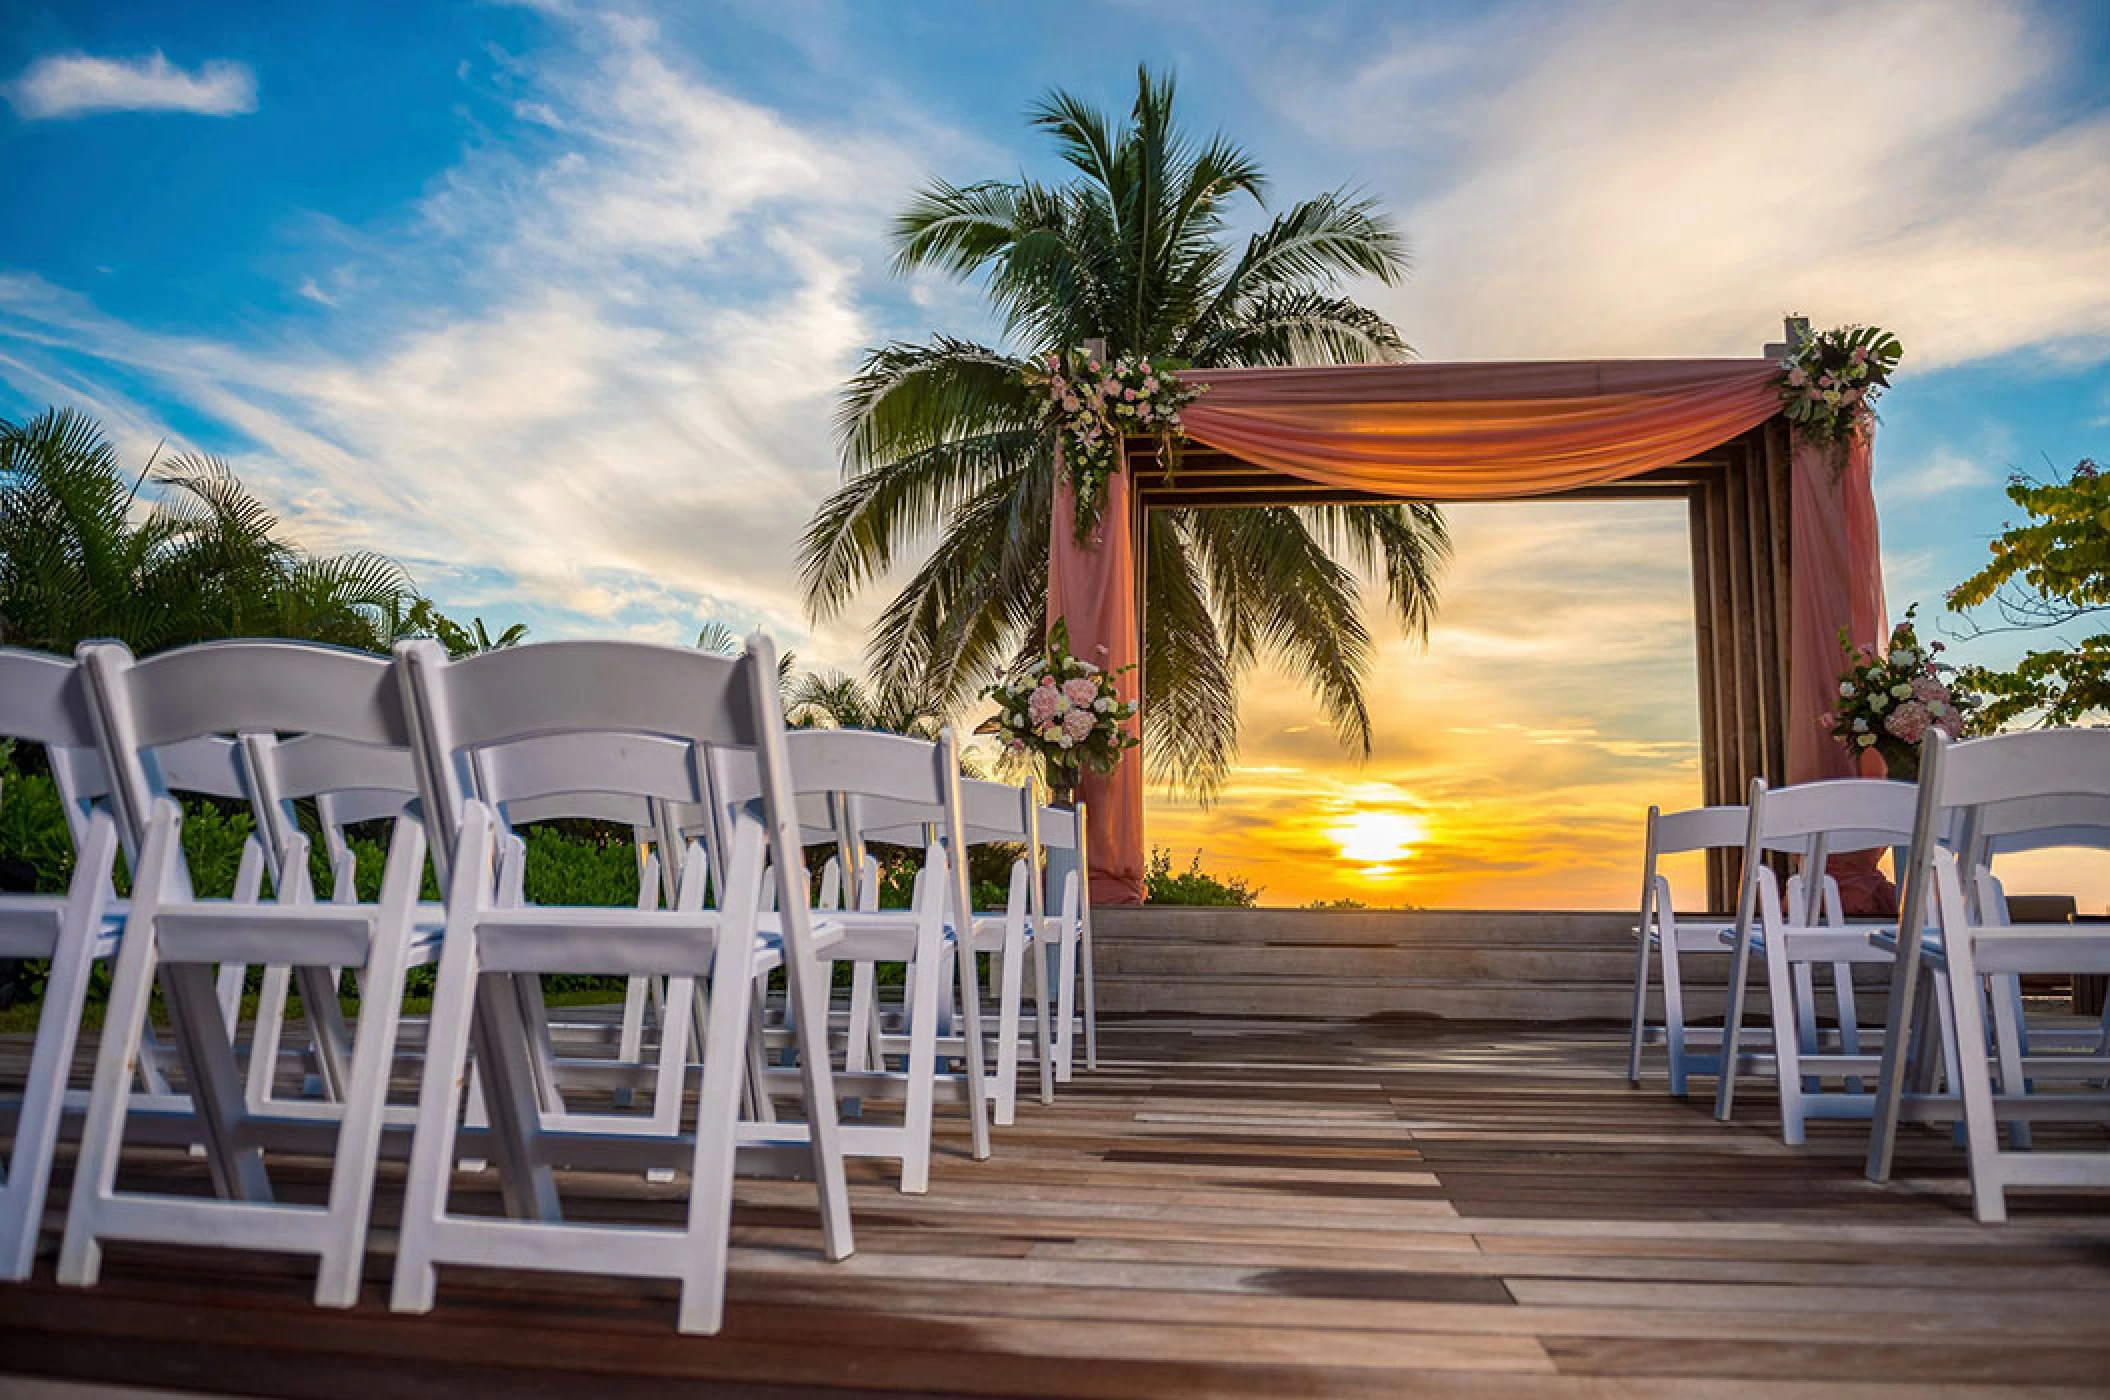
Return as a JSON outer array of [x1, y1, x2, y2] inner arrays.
[[1328, 811, 1428, 874]]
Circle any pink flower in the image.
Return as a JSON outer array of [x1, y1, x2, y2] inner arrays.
[[1123, 387, 1138, 400], [1935, 709, 1965, 739], [1062, 708, 1095, 743], [1060, 394, 1079, 411], [1884, 700, 1933, 744], [1027, 681, 1062, 726], [1062, 677, 1098, 707], [1851, 345, 1869, 364], [1786, 365, 1807, 387], [1909, 675, 1947, 706]]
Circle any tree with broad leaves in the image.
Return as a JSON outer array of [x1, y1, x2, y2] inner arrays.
[[1948, 457, 2110, 730]]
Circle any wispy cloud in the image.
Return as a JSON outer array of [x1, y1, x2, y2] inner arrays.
[[0, 10, 977, 661], [7, 51, 257, 120], [1880, 445, 1992, 504], [1246, 0, 2110, 368]]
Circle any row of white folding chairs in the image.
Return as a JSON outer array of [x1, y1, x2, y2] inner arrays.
[[0, 635, 850, 1333], [1628, 730, 2110, 1219], [1, 634, 1108, 1326]]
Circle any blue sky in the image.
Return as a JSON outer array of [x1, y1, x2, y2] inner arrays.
[[4, 0, 2108, 902]]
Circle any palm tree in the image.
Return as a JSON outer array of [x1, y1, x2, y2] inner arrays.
[[0, 405, 419, 655], [784, 670, 944, 740], [800, 68, 1448, 798]]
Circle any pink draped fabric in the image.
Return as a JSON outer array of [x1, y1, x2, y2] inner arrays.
[[1048, 357, 1888, 910], [1787, 428, 1895, 915], [1047, 440, 1146, 905], [1179, 360, 1784, 497]]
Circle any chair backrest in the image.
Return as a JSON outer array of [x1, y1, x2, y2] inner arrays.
[[1732, 777, 1920, 930], [1650, 804, 1748, 856], [75, 639, 410, 861], [1913, 729, 2110, 932], [471, 731, 692, 831], [1965, 792, 2110, 858], [1750, 778, 1919, 852], [1927, 728, 2110, 813], [0, 649, 101, 847], [0, 648, 96, 748], [1639, 803, 1749, 926], [394, 636, 806, 919]]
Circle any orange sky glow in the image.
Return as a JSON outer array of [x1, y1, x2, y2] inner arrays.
[[1143, 499, 2110, 913]]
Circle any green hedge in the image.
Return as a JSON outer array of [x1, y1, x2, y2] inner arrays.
[[1, 745, 1023, 1020]]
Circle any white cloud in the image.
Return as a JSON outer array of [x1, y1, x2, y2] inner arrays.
[[0, 11, 969, 665], [7, 51, 257, 120], [1250, 0, 2110, 369], [1879, 445, 1991, 504]]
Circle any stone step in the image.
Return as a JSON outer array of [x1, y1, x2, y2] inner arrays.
[[1093, 907, 1659, 947], [1095, 974, 1890, 1024], [1100, 940, 1669, 983], [1089, 908, 1899, 1021]]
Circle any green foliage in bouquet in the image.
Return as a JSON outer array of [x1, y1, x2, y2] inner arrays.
[[1780, 324, 1900, 445]]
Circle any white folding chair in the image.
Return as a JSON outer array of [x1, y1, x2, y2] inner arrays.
[[1867, 729, 2110, 1221], [238, 731, 418, 1117], [1714, 778, 1924, 1144], [1965, 796, 2110, 1060], [0, 651, 126, 1280], [387, 636, 852, 1335], [57, 639, 434, 1308], [1625, 803, 1749, 1097], [865, 777, 1056, 1126], [714, 727, 993, 1193], [475, 734, 701, 1144], [1037, 801, 1098, 1076]]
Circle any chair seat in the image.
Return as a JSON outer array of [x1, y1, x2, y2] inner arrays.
[[475, 906, 809, 977], [964, 912, 1040, 950], [1870, 924, 2110, 976], [0, 901, 123, 960], [1722, 925, 1896, 962], [149, 900, 444, 968]]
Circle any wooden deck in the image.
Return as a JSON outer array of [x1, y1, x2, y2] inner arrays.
[[5, 1015, 2110, 1398]]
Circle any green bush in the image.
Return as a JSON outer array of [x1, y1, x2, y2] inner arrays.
[[1145, 847, 1261, 907]]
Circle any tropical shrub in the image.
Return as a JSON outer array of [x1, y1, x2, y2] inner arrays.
[[1145, 847, 1261, 906]]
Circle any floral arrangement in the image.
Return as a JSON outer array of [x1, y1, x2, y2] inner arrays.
[[984, 617, 1140, 794], [1779, 323, 1901, 445], [1824, 606, 1976, 778], [1025, 348, 1202, 540]]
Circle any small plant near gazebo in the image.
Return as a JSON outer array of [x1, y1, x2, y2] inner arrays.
[[985, 618, 1138, 805]]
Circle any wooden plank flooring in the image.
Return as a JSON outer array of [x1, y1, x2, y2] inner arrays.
[[4, 1015, 2109, 1398]]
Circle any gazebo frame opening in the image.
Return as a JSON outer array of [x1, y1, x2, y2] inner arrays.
[[1125, 419, 1797, 908]]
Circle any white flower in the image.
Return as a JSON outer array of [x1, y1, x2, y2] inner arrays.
[[1889, 683, 1912, 699], [1871, 693, 1889, 712], [1839, 681, 1855, 696], [1852, 718, 1869, 732], [1094, 697, 1112, 713], [1857, 734, 1877, 746], [1889, 649, 1914, 666], [1928, 701, 1947, 717]]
